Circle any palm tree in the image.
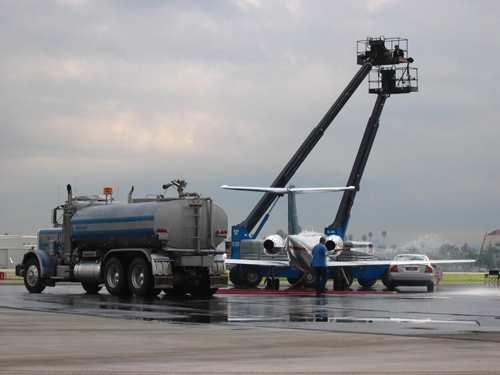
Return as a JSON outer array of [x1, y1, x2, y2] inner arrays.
[[368, 232, 373, 242], [362, 234, 367, 241], [381, 231, 387, 247]]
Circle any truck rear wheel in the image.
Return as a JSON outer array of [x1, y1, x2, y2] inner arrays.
[[81, 282, 102, 294], [128, 257, 156, 297], [191, 286, 218, 298], [163, 287, 187, 297], [104, 257, 130, 296], [24, 258, 45, 293], [191, 269, 218, 298]]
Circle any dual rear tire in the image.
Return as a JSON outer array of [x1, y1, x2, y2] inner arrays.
[[104, 257, 131, 296], [128, 258, 159, 296], [104, 256, 160, 297], [104, 256, 215, 297], [82, 282, 102, 294]]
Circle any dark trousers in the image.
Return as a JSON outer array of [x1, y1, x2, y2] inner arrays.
[[315, 267, 328, 294]]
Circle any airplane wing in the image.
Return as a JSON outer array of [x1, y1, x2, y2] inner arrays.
[[225, 257, 475, 270], [221, 185, 355, 194], [289, 187, 355, 194], [225, 258, 290, 268], [326, 258, 476, 267]]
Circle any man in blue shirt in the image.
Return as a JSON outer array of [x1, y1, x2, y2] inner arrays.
[[312, 237, 333, 297]]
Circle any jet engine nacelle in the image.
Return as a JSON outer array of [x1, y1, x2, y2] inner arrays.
[[325, 235, 343, 251], [263, 234, 285, 256]]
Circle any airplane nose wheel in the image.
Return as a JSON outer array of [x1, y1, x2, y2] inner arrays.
[[333, 267, 349, 291], [265, 278, 280, 289], [264, 266, 280, 290]]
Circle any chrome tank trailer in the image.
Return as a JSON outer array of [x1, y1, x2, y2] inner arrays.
[[16, 180, 229, 297], [71, 198, 227, 252]]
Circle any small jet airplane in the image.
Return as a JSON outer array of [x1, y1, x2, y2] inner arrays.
[[223, 184, 476, 290]]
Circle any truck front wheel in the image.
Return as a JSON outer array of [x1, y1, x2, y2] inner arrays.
[[24, 258, 45, 293]]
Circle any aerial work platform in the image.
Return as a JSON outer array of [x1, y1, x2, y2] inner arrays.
[[229, 36, 419, 290], [357, 37, 418, 95]]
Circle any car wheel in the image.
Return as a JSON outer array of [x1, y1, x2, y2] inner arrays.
[[381, 269, 391, 287], [427, 283, 434, 293]]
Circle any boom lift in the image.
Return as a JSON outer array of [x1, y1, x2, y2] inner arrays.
[[328, 38, 418, 237], [326, 37, 418, 288], [228, 37, 418, 288]]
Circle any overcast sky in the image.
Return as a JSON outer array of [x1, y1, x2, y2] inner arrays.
[[1, 0, 499, 248]]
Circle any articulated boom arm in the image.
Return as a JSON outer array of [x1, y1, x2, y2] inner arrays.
[[238, 62, 373, 233], [328, 37, 419, 238], [326, 92, 388, 237]]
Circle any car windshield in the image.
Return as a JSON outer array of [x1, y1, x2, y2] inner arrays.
[[394, 255, 428, 261]]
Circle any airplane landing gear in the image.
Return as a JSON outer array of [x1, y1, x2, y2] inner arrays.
[[333, 267, 350, 291], [264, 266, 280, 290]]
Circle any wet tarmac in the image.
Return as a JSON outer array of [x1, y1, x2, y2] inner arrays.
[[2, 281, 500, 338], [2, 281, 500, 374]]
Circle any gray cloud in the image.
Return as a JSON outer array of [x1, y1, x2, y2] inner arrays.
[[1, 0, 499, 247]]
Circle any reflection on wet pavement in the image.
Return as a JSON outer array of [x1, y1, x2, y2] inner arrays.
[[2, 283, 500, 338]]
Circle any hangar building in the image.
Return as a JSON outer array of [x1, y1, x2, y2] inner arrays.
[[0, 235, 36, 269]]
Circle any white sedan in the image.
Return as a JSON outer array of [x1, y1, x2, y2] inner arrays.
[[385, 254, 435, 292]]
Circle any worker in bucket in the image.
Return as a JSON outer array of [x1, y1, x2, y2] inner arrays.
[[312, 237, 334, 297], [393, 44, 404, 58]]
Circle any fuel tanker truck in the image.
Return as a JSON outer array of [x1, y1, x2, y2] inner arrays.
[[15, 180, 229, 297]]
